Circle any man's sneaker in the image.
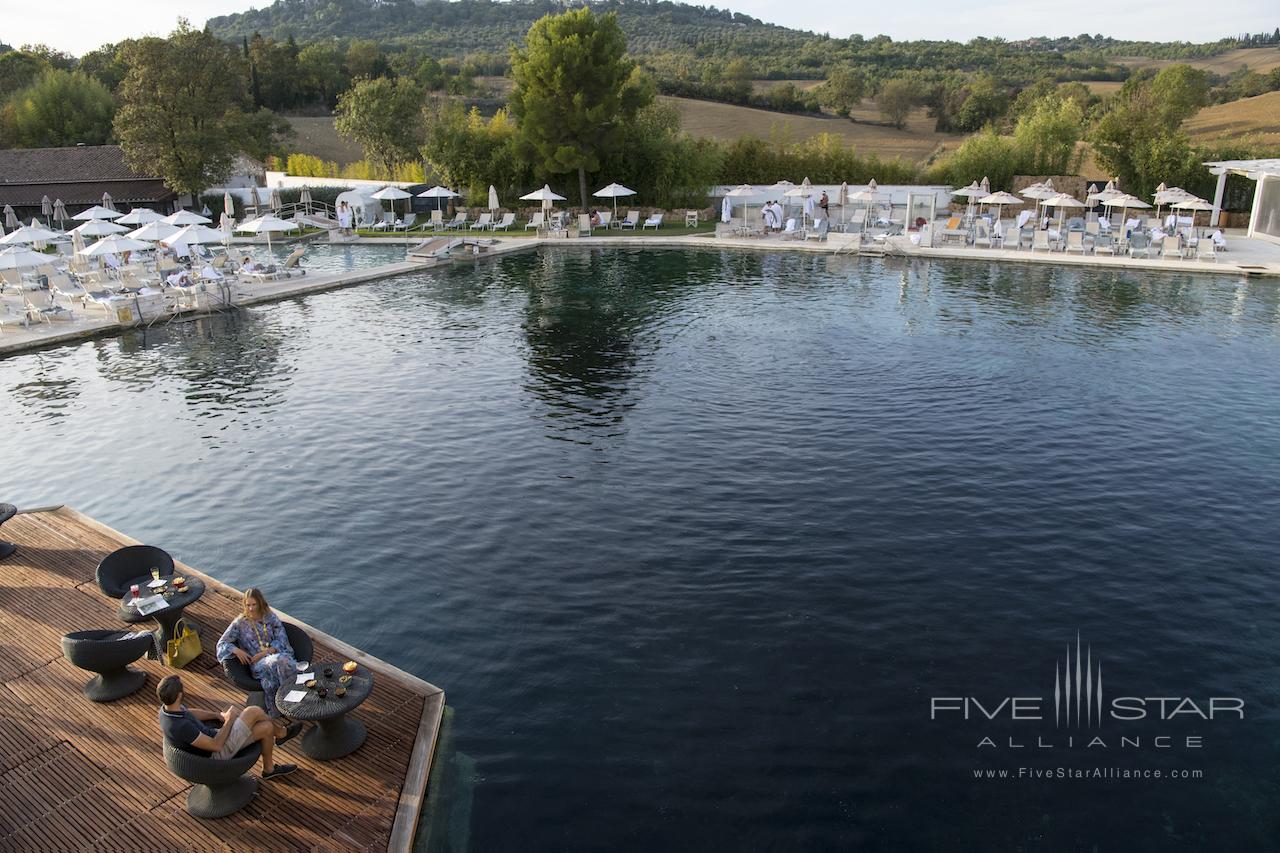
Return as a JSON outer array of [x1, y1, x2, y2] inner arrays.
[[262, 763, 297, 780], [279, 721, 304, 744]]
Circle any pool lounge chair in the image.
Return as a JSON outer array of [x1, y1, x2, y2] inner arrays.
[[1198, 237, 1217, 262], [1128, 233, 1151, 258], [470, 212, 493, 231], [642, 213, 663, 230], [428, 209, 445, 231], [619, 211, 640, 230], [597, 211, 612, 229], [781, 218, 803, 240], [492, 213, 516, 231], [1161, 235, 1182, 259], [973, 221, 992, 248], [1031, 230, 1052, 252], [443, 210, 466, 230], [805, 218, 828, 241], [525, 211, 545, 230], [23, 288, 74, 323], [939, 216, 967, 245], [395, 213, 418, 232], [1063, 231, 1086, 254], [578, 214, 593, 237]]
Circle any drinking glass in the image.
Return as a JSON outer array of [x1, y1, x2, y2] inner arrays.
[[150, 566, 161, 583]]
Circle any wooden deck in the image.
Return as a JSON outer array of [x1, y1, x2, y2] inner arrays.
[[0, 506, 444, 852]]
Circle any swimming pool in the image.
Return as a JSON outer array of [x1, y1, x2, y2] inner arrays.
[[3, 247, 1278, 850]]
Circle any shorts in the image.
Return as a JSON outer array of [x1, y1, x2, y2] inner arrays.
[[214, 717, 254, 760]]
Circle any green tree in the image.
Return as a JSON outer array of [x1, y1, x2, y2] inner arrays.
[[2, 69, 115, 148], [1013, 94, 1084, 175], [114, 21, 250, 197], [344, 40, 389, 80], [820, 66, 866, 117], [941, 126, 1022, 189], [877, 77, 919, 129], [508, 7, 653, 207], [0, 51, 49, 99], [77, 43, 129, 92], [334, 76, 424, 175], [298, 42, 349, 109]]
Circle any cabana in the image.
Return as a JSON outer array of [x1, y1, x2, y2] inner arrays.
[[1204, 158, 1280, 244]]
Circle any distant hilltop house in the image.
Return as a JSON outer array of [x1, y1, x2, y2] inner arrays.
[[0, 145, 179, 219]]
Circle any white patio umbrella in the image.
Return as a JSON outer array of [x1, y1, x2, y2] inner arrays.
[[40, 195, 52, 226], [837, 181, 849, 227], [72, 204, 122, 221], [371, 185, 409, 219], [520, 185, 567, 219], [168, 224, 227, 248], [237, 213, 299, 252], [488, 185, 500, 213], [0, 223, 61, 245], [163, 210, 212, 226], [3, 205, 17, 230], [978, 191, 1024, 224], [101, 192, 115, 211], [81, 235, 152, 257], [71, 219, 128, 237], [724, 184, 759, 227], [417, 186, 460, 199], [52, 199, 66, 228], [592, 182, 637, 222], [223, 192, 236, 220], [115, 208, 164, 226], [951, 181, 985, 219], [1172, 197, 1214, 228], [219, 212, 233, 244], [127, 221, 181, 242], [0, 246, 49, 270], [1103, 194, 1150, 237], [1045, 194, 1085, 231], [980, 176, 990, 193], [784, 178, 816, 227], [847, 188, 879, 230], [1154, 186, 1195, 220]]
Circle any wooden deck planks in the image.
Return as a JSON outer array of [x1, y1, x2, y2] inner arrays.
[[0, 507, 444, 852]]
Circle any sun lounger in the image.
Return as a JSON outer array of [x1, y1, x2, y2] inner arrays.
[[578, 214, 593, 236], [1128, 233, 1151, 258], [597, 211, 612, 229], [1161, 235, 1182, 259], [1198, 237, 1217, 262], [443, 210, 466, 230], [642, 213, 663, 230], [470, 212, 493, 231], [23, 288, 74, 323], [805, 218, 828, 241], [619, 210, 639, 230], [939, 216, 967, 245], [395, 213, 418, 232], [973, 221, 992, 248], [525, 211, 545, 230], [492, 213, 516, 231], [429, 209, 445, 231], [781, 218, 802, 239], [1063, 231, 1086, 254], [1031, 230, 1051, 252]]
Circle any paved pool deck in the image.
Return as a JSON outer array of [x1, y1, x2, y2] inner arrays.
[[3, 230, 1277, 358]]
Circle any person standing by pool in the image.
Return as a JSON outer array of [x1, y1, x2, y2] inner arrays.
[[216, 588, 299, 717], [337, 201, 352, 235], [819, 191, 830, 221]]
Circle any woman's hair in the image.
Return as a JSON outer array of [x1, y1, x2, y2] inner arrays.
[[243, 587, 271, 619]]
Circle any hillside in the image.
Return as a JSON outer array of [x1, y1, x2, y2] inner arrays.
[[1184, 90, 1280, 146], [1117, 47, 1280, 75]]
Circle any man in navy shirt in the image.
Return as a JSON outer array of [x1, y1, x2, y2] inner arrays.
[[158, 675, 300, 780]]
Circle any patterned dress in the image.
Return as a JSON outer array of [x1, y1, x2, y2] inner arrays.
[[216, 611, 298, 716]]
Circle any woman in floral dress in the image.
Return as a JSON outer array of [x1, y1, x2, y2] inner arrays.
[[216, 588, 299, 716]]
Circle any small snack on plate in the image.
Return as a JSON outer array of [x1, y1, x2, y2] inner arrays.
[[343, 661, 358, 673], [305, 679, 318, 689]]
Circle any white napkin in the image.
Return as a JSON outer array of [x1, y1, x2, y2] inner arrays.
[[284, 690, 307, 703], [296, 673, 312, 684], [147, 578, 167, 589]]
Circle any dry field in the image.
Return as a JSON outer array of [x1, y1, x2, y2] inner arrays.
[[1116, 47, 1280, 76], [285, 116, 364, 165], [1184, 90, 1280, 146], [1082, 80, 1123, 95], [749, 79, 823, 94], [661, 96, 956, 163]]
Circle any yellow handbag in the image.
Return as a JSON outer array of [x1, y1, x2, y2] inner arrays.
[[165, 619, 202, 669]]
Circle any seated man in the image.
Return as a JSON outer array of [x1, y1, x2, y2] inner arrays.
[[200, 263, 224, 281], [166, 269, 191, 288], [589, 209, 602, 229], [157, 674, 300, 780]]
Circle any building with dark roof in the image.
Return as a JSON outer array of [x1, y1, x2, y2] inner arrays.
[[0, 145, 178, 218]]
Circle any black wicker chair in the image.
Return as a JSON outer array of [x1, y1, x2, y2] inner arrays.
[[163, 738, 261, 818], [222, 622, 314, 709], [0, 503, 16, 560], [96, 544, 175, 598], [60, 629, 154, 701]]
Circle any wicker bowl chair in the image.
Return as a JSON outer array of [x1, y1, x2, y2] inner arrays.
[[61, 629, 154, 701], [222, 622, 314, 708], [96, 544, 175, 598], [163, 738, 261, 818]]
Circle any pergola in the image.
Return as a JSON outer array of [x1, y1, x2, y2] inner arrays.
[[1203, 158, 1280, 243]]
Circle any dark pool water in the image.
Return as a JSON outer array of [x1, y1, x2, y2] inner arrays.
[[4, 248, 1280, 851]]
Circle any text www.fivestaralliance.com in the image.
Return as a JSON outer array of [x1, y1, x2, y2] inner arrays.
[[973, 767, 1204, 780]]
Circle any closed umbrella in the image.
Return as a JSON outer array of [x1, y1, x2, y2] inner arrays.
[[371, 186, 411, 220], [71, 228, 85, 258], [220, 212, 233, 244], [269, 189, 282, 212], [980, 176, 990, 193], [837, 181, 848, 227], [71, 219, 128, 237], [249, 186, 262, 215], [115, 208, 164, 225], [101, 192, 115, 211], [53, 199, 66, 228], [237, 213, 299, 253], [163, 210, 212, 226], [224, 192, 236, 219], [82, 235, 152, 257], [488, 185, 500, 214], [40, 195, 52, 226], [5, 205, 20, 230], [592, 182, 636, 223], [298, 187, 312, 213], [127, 221, 181, 242], [73, 204, 123, 221]]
